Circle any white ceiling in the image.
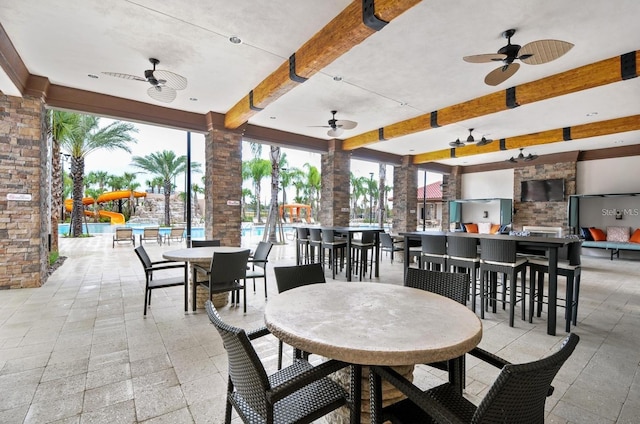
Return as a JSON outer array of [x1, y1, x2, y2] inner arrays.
[[1, 0, 638, 167]]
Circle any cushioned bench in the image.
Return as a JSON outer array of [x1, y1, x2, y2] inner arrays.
[[581, 225, 640, 260], [581, 240, 640, 260]]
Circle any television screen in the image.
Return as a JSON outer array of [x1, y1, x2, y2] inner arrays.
[[521, 179, 565, 202]]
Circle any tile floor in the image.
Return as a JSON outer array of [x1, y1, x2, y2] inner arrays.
[[0, 234, 639, 423]]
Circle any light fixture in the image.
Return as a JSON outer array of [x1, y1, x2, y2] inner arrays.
[[229, 36, 242, 44], [506, 148, 538, 163], [87, 74, 98, 79], [449, 128, 493, 147], [333, 75, 343, 82]]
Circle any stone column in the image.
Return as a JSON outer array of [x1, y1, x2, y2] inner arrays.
[[391, 156, 418, 233], [320, 139, 350, 227], [441, 166, 462, 231], [0, 92, 48, 288], [203, 119, 243, 247]]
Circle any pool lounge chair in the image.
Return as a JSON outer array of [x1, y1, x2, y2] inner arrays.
[[112, 227, 135, 248], [139, 227, 162, 245], [165, 226, 185, 245]]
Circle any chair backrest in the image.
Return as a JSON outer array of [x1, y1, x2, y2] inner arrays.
[[170, 227, 185, 236], [205, 301, 271, 416], [296, 227, 310, 240], [421, 234, 447, 255], [379, 232, 395, 249], [322, 230, 339, 243], [143, 227, 159, 237], [308, 228, 322, 242], [116, 227, 133, 238], [359, 230, 375, 244], [134, 246, 152, 271], [191, 239, 221, 247], [209, 249, 251, 283], [251, 241, 273, 270], [404, 268, 469, 305], [473, 333, 580, 424], [447, 236, 478, 259], [274, 263, 326, 293], [480, 238, 518, 263]]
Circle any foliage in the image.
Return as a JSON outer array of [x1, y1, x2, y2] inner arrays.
[[49, 251, 59, 266]]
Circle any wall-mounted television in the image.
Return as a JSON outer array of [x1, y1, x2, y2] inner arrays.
[[521, 178, 565, 202]]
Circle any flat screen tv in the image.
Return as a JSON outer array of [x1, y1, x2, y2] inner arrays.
[[521, 178, 565, 202]]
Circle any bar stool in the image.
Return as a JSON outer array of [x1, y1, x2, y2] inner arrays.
[[321, 230, 347, 279], [295, 227, 310, 264], [447, 236, 481, 312], [351, 230, 375, 281], [479, 238, 528, 327], [420, 234, 448, 271], [308, 228, 322, 263], [527, 241, 582, 332]]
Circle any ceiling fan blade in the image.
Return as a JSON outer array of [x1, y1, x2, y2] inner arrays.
[[335, 119, 357, 130], [463, 53, 507, 63], [484, 62, 520, 86], [519, 39, 574, 65], [448, 139, 465, 148], [153, 70, 187, 90], [327, 127, 344, 137], [101, 72, 146, 82], [147, 85, 177, 103], [476, 137, 493, 146]]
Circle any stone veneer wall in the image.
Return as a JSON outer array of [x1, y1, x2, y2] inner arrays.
[[204, 128, 242, 247], [513, 162, 576, 232], [0, 93, 48, 288], [441, 167, 462, 231], [392, 157, 418, 233], [320, 140, 350, 227]]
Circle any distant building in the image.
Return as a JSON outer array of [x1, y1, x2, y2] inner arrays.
[[417, 181, 443, 229]]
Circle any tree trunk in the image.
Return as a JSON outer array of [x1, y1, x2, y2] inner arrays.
[[378, 163, 386, 227], [163, 180, 171, 226], [51, 142, 61, 252], [71, 157, 85, 237], [266, 146, 281, 243]]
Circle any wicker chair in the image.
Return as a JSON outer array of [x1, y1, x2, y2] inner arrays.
[[205, 300, 354, 424], [379, 232, 403, 263], [479, 238, 528, 327], [447, 236, 481, 312], [246, 241, 273, 299], [134, 246, 186, 315], [370, 333, 580, 424], [350, 230, 376, 280], [321, 230, 347, 279], [420, 234, 448, 271], [193, 249, 250, 313], [273, 263, 326, 369]]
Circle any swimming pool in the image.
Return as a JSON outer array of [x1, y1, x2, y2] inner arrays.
[[57, 223, 287, 238]]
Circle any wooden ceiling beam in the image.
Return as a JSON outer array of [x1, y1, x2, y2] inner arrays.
[[343, 51, 639, 150], [224, 0, 421, 129], [413, 115, 640, 163]]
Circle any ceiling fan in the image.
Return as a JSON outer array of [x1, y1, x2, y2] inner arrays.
[[506, 148, 538, 163], [463, 29, 574, 86], [312, 110, 358, 137], [102, 58, 187, 103], [448, 128, 493, 147]]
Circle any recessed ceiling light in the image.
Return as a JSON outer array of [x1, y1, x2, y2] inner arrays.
[[614, 140, 624, 144], [270, 116, 276, 120], [333, 76, 342, 82], [586, 112, 598, 116], [399, 102, 408, 106], [189, 97, 198, 101], [87, 74, 98, 79], [229, 36, 242, 44]]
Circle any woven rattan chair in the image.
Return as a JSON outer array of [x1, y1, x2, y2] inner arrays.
[[273, 263, 326, 370], [246, 241, 273, 299], [193, 249, 250, 313], [205, 300, 354, 424], [528, 241, 582, 332], [134, 246, 186, 315], [420, 234, 448, 271], [380, 232, 403, 263], [447, 236, 481, 312], [370, 333, 579, 424], [351, 230, 376, 280], [321, 230, 347, 279], [191, 239, 221, 247], [479, 238, 528, 327]]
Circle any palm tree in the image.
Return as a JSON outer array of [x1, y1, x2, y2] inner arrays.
[[242, 157, 271, 223], [131, 150, 201, 226], [122, 172, 139, 218], [59, 114, 137, 237], [241, 188, 253, 221], [304, 163, 321, 221], [350, 173, 367, 220]]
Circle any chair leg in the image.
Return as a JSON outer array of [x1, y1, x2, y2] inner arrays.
[[277, 340, 283, 370]]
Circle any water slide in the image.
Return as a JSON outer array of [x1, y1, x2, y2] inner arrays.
[[64, 190, 147, 225]]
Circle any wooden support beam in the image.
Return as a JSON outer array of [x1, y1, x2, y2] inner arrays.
[[343, 51, 639, 150], [224, 0, 421, 129], [413, 115, 640, 164]]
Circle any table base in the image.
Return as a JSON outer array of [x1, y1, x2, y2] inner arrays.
[[191, 281, 229, 309], [328, 365, 413, 424]]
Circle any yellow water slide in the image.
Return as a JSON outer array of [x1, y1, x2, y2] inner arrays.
[[64, 190, 147, 225]]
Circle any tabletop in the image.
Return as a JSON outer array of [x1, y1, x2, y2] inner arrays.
[[264, 282, 482, 366], [162, 246, 248, 262]]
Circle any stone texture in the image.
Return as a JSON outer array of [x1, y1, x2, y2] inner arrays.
[[391, 157, 418, 233], [320, 139, 350, 226]]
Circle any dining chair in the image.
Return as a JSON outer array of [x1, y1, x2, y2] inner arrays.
[[321, 230, 347, 279], [193, 249, 251, 313], [369, 333, 580, 424], [112, 227, 135, 248], [273, 263, 326, 370], [527, 240, 582, 332], [308, 228, 322, 263], [379, 232, 403, 263], [245, 241, 273, 299], [134, 246, 186, 315], [205, 300, 354, 424], [420, 234, 448, 271], [479, 238, 528, 327], [295, 227, 310, 264], [191, 239, 221, 247], [350, 230, 375, 280], [446, 236, 481, 311]]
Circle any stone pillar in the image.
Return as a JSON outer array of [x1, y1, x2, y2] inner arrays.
[[441, 166, 462, 231], [320, 139, 350, 227], [391, 157, 418, 233], [0, 92, 48, 288], [204, 125, 243, 247]]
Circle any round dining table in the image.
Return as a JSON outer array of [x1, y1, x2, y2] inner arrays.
[[264, 282, 482, 423], [163, 246, 249, 311]]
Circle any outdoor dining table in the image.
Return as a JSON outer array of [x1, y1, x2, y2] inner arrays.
[[321, 226, 385, 281], [401, 231, 579, 336], [162, 246, 248, 311], [264, 282, 482, 423]]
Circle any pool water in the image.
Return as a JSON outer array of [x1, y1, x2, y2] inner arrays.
[[57, 223, 283, 238]]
